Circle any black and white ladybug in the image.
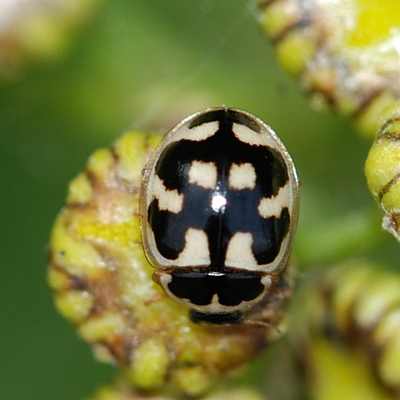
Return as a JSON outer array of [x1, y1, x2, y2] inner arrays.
[[140, 108, 299, 324]]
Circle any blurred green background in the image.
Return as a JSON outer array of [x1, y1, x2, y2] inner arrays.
[[1, 1, 398, 399]]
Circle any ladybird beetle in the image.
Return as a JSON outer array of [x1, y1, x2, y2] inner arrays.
[[140, 108, 299, 324]]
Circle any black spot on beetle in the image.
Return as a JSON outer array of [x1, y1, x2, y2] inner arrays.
[[167, 269, 265, 307]]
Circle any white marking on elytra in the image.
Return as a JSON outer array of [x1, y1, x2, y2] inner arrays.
[[152, 175, 184, 213], [168, 121, 219, 144], [232, 122, 281, 151], [229, 163, 256, 190], [188, 161, 217, 189], [258, 183, 290, 218], [189, 121, 219, 141], [225, 232, 258, 268], [211, 194, 227, 212], [175, 228, 210, 266], [232, 122, 265, 146]]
